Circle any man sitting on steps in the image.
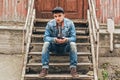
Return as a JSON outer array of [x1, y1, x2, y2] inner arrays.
[[39, 7, 79, 78]]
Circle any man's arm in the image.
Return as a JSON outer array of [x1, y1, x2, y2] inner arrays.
[[43, 23, 56, 42], [67, 22, 76, 42]]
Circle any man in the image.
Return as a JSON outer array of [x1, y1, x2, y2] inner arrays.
[[39, 7, 79, 78]]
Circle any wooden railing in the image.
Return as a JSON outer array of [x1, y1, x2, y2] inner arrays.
[[21, 0, 35, 80], [88, 0, 100, 79], [88, 0, 99, 42], [22, 0, 35, 53], [24, 0, 35, 43]]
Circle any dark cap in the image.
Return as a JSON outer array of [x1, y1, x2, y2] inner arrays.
[[52, 7, 64, 13]]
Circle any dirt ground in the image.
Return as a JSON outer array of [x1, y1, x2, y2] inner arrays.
[[98, 57, 120, 80], [0, 54, 24, 80]]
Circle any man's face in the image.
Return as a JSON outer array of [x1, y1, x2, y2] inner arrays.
[[53, 13, 65, 24]]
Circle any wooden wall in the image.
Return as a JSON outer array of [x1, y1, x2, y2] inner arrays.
[[0, 0, 28, 22], [96, 0, 120, 25], [0, 0, 120, 25]]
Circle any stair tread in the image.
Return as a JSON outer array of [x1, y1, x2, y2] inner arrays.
[[34, 27, 88, 30], [34, 18, 87, 24], [27, 62, 92, 66], [29, 52, 91, 55], [32, 34, 89, 38], [33, 28, 88, 34], [25, 74, 93, 79], [30, 42, 90, 45], [99, 29, 120, 34]]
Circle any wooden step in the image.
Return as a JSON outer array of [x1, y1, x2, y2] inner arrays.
[[32, 34, 43, 38], [31, 34, 89, 39], [27, 63, 92, 66], [29, 42, 90, 52], [24, 74, 93, 79], [100, 23, 120, 29], [99, 29, 120, 34], [77, 43, 90, 46], [34, 27, 88, 30], [29, 52, 91, 56], [33, 28, 88, 35], [34, 18, 87, 24], [30, 42, 90, 46], [76, 30, 88, 34], [76, 27, 88, 30]]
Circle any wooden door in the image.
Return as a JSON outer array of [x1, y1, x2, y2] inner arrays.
[[35, 0, 88, 20], [35, 0, 58, 19], [59, 0, 82, 19]]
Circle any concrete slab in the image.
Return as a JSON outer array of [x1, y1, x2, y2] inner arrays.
[[0, 54, 24, 80]]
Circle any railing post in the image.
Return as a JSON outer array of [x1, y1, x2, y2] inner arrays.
[[88, 0, 100, 79], [107, 18, 114, 52], [87, 10, 98, 80]]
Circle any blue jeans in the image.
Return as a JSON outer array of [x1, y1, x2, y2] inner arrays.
[[41, 42, 78, 69]]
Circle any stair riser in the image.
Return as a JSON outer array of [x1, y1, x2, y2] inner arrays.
[[31, 38, 89, 43], [25, 78, 93, 80], [34, 22, 87, 28], [33, 30, 89, 35], [30, 44, 90, 52], [26, 66, 90, 74], [28, 55, 90, 63], [33, 27, 88, 30], [25, 78, 92, 80]]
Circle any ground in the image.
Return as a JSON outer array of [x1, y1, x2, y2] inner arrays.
[[98, 57, 120, 80], [0, 54, 23, 80]]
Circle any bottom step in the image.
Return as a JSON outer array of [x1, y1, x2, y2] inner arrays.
[[25, 74, 93, 80]]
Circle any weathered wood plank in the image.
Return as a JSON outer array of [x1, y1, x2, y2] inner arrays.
[[87, 10, 98, 80], [0, 0, 27, 21], [31, 34, 89, 39], [30, 42, 91, 46], [97, 0, 120, 24], [33, 28, 88, 35], [29, 52, 91, 56], [25, 74, 93, 79], [27, 63, 92, 66], [34, 18, 87, 24]]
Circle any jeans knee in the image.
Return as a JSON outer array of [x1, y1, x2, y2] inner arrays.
[[44, 42, 50, 47], [42, 42, 50, 53], [70, 42, 77, 52]]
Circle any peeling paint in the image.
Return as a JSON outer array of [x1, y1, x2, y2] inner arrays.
[[0, 0, 28, 22], [96, 0, 120, 25]]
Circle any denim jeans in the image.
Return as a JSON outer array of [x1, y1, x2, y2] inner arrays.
[[41, 42, 78, 69]]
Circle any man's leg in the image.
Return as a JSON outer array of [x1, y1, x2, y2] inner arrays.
[[39, 42, 50, 77], [69, 42, 79, 78]]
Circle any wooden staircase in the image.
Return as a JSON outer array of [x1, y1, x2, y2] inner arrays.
[[21, 0, 99, 80], [21, 18, 98, 80]]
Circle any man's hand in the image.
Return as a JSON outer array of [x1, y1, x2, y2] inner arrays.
[[55, 38, 68, 44]]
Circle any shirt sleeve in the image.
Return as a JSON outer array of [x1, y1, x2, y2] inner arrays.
[[43, 23, 55, 42], [67, 22, 76, 42]]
